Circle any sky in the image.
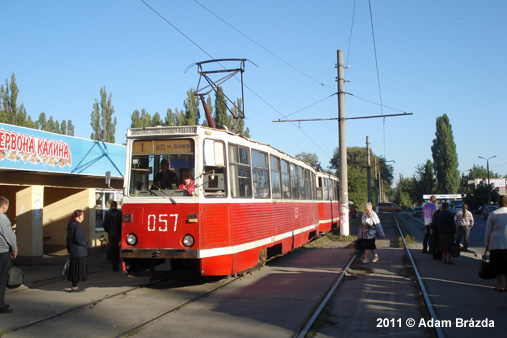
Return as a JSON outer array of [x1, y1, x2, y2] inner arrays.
[[2, 0, 506, 183]]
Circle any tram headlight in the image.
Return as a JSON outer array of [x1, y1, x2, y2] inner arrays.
[[182, 234, 194, 247], [126, 233, 138, 246]]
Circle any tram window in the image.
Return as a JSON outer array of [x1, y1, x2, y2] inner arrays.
[[270, 156, 282, 199], [229, 144, 252, 198], [281, 160, 291, 199], [129, 139, 195, 197], [323, 178, 329, 200], [290, 164, 299, 200], [203, 139, 227, 198], [298, 166, 305, 199], [304, 169, 312, 200], [316, 176, 323, 200], [252, 150, 270, 199], [328, 178, 334, 201]]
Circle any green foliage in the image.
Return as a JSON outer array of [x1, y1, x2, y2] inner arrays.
[[431, 114, 459, 193], [329, 146, 394, 206], [295, 152, 320, 168], [213, 87, 230, 129]]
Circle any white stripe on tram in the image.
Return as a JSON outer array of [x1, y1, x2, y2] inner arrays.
[[198, 223, 319, 258]]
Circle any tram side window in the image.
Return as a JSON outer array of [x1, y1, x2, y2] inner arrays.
[[270, 156, 282, 199], [304, 169, 312, 200], [229, 144, 252, 198], [203, 139, 227, 197], [290, 164, 299, 200], [328, 178, 334, 201], [281, 160, 291, 199], [298, 166, 305, 199], [323, 178, 329, 200], [252, 150, 270, 199], [316, 177, 323, 200]]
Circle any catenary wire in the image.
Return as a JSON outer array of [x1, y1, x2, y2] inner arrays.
[[345, 0, 357, 79], [368, 0, 387, 157], [139, 0, 333, 160], [194, 0, 335, 91]]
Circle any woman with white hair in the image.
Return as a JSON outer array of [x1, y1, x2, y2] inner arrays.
[[359, 202, 386, 263]]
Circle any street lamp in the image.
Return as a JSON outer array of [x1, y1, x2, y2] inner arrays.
[[478, 155, 497, 203]]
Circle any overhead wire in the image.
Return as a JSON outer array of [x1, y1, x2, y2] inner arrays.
[[138, 0, 332, 159], [345, 0, 357, 79], [368, 0, 387, 157], [193, 0, 335, 91]]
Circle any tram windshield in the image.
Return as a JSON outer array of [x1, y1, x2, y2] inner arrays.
[[128, 139, 195, 197]]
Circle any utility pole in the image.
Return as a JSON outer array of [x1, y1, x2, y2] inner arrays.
[[337, 49, 349, 236], [366, 136, 372, 203]]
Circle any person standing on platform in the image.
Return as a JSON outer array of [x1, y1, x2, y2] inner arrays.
[[422, 195, 437, 253], [454, 204, 474, 251], [103, 201, 122, 271], [67, 210, 88, 292], [437, 202, 456, 264], [485, 196, 507, 291], [0, 197, 17, 313], [359, 202, 386, 263]]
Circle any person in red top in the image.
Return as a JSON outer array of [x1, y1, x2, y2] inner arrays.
[[178, 169, 195, 195]]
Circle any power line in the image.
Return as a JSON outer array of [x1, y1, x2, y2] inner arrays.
[[193, 0, 335, 91], [368, 0, 386, 157], [139, 0, 215, 60], [345, 0, 357, 79]]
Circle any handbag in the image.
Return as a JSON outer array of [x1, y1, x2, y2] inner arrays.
[[7, 264, 24, 289], [354, 238, 366, 250], [62, 258, 70, 276], [478, 252, 494, 279], [452, 243, 461, 258]]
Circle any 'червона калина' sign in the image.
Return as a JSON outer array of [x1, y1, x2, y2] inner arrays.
[[0, 128, 71, 167], [0, 123, 126, 178]]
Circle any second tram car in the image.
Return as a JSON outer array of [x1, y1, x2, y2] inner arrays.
[[120, 126, 339, 276]]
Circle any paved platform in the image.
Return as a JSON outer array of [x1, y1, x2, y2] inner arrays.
[[2, 214, 505, 337]]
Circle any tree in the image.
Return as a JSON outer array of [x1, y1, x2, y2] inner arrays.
[[394, 175, 416, 207], [329, 146, 394, 207], [213, 87, 230, 129], [91, 86, 116, 143], [151, 112, 163, 126], [296, 152, 320, 168], [0, 73, 30, 127], [413, 160, 437, 203], [431, 114, 459, 193], [184, 89, 200, 125]]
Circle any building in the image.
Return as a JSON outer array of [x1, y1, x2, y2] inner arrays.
[[0, 122, 125, 265]]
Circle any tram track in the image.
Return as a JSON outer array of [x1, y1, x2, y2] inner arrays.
[[4, 266, 250, 337], [295, 213, 445, 338], [4, 278, 164, 335]]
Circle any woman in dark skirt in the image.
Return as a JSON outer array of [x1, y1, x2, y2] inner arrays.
[[66, 210, 88, 292]]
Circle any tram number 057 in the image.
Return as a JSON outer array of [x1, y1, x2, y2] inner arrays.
[[147, 214, 179, 232]]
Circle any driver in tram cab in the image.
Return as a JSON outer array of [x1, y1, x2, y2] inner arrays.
[[178, 169, 195, 195], [151, 159, 179, 190]]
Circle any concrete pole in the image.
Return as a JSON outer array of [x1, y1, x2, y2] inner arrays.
[[366, 136, 372, 203], [337, 50, 349, 236]]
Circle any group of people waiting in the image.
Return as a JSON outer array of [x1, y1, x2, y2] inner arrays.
[[422, 195, 475, 264], [421, 195, 507, 292]]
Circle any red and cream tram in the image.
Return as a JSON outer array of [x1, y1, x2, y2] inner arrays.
[[120, 126, 339, 276]]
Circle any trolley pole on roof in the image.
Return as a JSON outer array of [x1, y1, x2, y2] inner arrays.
[[337, 49, 349, 236]]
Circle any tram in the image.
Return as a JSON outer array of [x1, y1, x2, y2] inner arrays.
[[120, 125, 339, 276]]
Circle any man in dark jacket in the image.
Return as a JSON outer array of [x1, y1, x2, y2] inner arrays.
[[103, 201, 122, 271], [437, 202, 456, 264]]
